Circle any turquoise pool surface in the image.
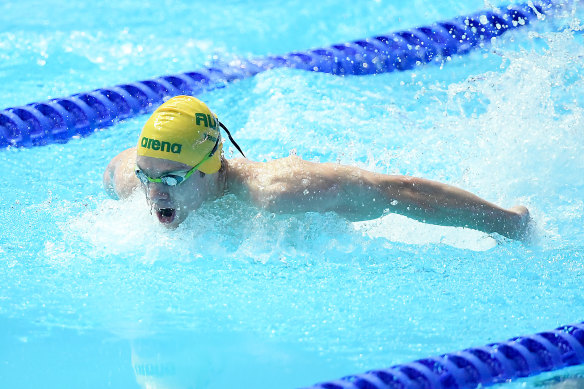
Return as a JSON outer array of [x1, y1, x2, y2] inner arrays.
[[1, 1, 584, 388]]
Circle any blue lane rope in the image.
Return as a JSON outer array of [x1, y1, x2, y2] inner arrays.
[[0, 0, 560, 148], [305, 322, 584, 389]]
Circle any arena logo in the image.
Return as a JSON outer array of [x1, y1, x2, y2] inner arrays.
[[140, 137, 182, 154]]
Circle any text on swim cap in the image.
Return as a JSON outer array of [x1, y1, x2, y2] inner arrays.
[[140, 137, 182, 154], [195, 113, 218, 129]]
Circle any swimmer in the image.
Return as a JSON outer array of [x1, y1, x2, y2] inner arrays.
[[103, 95, 531, 241]]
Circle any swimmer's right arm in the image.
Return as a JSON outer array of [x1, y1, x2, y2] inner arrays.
[[103, 147, 141, 199]]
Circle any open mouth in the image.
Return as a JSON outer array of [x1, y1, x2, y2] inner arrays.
[[156, 208, 176, 224]]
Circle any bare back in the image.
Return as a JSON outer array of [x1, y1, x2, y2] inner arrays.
[[224, 155, 391, 220]]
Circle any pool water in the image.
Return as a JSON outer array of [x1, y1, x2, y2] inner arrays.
[[1, 1, 584, 388]]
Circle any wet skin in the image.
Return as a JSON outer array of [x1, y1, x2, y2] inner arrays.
[[104, 147, 531, 240]]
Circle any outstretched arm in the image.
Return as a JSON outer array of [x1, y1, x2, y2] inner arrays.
[[328, 164, 531, 240], [363, 174, 529, 240], [249, 157, 531, 241], [103, 147, 141, 199]]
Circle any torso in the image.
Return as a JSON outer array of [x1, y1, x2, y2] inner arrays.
[[224, 155, 361, 215]]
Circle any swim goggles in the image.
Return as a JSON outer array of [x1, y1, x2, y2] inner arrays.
[[135, 134, 221, 187]]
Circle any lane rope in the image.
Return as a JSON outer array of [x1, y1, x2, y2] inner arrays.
[[305, 322, 584, 389], [0, 1, 559, 148]]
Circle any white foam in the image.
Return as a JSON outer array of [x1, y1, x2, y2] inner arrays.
[[353, 214, 497, 251], [59, 192, 187, 264]]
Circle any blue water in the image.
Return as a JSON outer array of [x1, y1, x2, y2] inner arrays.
[[1, 1, 584, 388]]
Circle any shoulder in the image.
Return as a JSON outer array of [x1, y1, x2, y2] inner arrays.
[[104, 147, 136, 171], [225, 155, 312, 184], [225, 155, 384, 189], [113, 147, 137, 166], [224, 155, 345, 211], [103, 147, 139, 199]]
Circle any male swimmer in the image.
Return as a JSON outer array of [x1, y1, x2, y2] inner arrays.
[[103, 95, 531, 240]]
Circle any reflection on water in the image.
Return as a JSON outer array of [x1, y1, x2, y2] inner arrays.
[[534, 369, 584, 389], [490, 367, 584, 389], [130, 331, 341, 389], [0, 315, 342, 389]]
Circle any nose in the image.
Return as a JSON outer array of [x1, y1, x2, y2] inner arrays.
[[145, 182, 170, 202]]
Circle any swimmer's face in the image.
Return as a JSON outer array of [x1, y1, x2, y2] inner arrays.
[[136, 155, 210, 228]]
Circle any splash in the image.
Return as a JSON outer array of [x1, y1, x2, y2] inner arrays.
[[437, 26, 584, 247]]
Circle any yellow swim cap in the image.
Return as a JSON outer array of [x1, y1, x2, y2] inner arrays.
[[137, 95, 223, 174]]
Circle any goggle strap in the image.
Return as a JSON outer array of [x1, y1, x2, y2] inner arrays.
[[208, 134, 220, 157], [219, 121, 246, 158]]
